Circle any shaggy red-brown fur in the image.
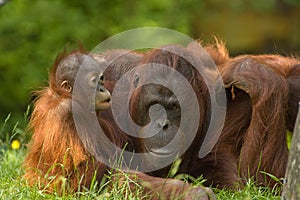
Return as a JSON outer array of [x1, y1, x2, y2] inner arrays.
[[23, 49, 108, 191], [129, 41, 300, 190], [204, 41, 300, 188], [23, 49, 215, 200], [24, 41, 299, 197]]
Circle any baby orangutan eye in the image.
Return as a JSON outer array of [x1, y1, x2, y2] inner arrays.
[[99, 73, 104, 83]]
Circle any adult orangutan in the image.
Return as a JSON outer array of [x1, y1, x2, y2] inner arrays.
[[129, 42, 300, 190], [128, 44, 239, 188], [23, 48, 215, 200], [96, 43, 300, 190]]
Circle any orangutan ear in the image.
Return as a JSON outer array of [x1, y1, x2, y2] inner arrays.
[[60, 80, 72, 93]]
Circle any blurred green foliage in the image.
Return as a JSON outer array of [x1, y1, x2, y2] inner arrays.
[[0, 0, 299, 142]]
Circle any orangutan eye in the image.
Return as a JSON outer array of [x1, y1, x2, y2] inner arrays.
[[99, 74, 104, 83], [134, 74, 139, 88], [171, 104, 179, 111]]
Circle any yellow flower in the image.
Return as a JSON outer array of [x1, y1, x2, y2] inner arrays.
[[11, 140, 21, 150]]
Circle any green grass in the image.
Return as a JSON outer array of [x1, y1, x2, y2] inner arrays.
[[0, 147, 282, 200]]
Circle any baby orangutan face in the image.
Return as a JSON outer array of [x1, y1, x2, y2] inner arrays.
[[55, 53, 111, 111]]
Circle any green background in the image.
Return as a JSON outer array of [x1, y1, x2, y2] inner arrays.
[[0, 0, 300, 142]]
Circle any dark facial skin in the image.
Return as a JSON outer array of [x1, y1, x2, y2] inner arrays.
[[127, 44, 214, 176], [55, 53, 111, 111], [129, 75, 191, 173], [133, 84, 183, 154], [129, 47, 206, 161]]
